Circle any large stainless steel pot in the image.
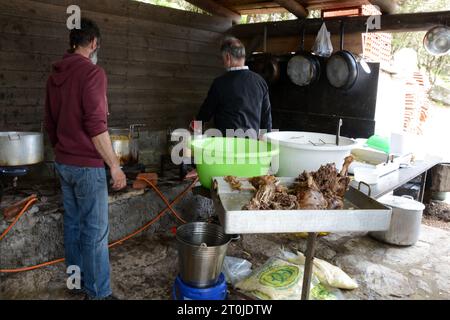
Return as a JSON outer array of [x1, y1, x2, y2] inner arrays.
[[109, 125, 144, 166], [0, 132, 44, 166], [370, 195, 425, 246]]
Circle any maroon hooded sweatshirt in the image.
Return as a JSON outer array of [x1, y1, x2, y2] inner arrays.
[[45, 53, 108, 168]]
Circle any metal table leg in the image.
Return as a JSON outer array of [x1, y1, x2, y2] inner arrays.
[[418, 171, 428, 203], [301, 232, 318, 300]]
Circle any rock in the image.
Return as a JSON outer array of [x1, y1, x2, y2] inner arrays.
[[409, 269, 424, 277], [417, 280, 433, 294], [364, 264, 414, 297], [424, 201, 450, 222], [383, 241, 430, 266]]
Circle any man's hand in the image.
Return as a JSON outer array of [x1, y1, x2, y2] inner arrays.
[[91, 131, 127, 191], [110, 165, 127, 190]]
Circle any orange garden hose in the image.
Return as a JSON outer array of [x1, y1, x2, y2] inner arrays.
[[0, 177, 198, 273]]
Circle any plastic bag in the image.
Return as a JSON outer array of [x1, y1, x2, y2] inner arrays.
[[235, 257, 319, 300], [310, 283, 346, 300], [279, 249, 358, 290], [312, 23, 333, 57], [222, 256, 253, 287]]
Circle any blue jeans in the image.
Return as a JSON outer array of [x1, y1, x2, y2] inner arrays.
[[55, 163, 111, 298]]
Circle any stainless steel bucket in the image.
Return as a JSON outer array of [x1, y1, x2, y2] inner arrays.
[[176, 222, 231, 288]]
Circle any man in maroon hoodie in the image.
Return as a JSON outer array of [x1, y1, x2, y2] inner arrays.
[[45, 18, 126, 300]]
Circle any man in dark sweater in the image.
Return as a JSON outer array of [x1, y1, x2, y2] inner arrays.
[[196, 36, 272, 139], [45, 18, 126, 300]]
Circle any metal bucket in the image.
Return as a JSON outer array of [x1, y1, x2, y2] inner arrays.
[[176, 222, 231, 288]]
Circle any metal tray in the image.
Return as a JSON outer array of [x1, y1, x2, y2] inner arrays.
[[211, 177, 392, 234]]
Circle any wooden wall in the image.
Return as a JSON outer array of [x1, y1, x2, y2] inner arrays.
[[0, 0, 231, 132]]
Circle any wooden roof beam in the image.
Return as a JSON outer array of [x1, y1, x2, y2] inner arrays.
[[231, 11, 450, 37], [185, 0, 241, 24], [274, 0, 308, 18], [368, 0, 398, 14]]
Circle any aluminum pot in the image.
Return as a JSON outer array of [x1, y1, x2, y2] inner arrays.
[[369, 195, 425, 246], [0, 132, 44, 166], [109, 124, 144, 166], [176, 222, 231, 288]]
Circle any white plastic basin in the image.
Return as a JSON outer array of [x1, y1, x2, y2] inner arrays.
[[264, 131, 358, 177]]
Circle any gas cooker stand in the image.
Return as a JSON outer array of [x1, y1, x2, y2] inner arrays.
[[0, 166, 30, 203]]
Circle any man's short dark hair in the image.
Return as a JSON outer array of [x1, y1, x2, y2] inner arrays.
[[69, 18, 101, 53], [220, 36, 246, 60]]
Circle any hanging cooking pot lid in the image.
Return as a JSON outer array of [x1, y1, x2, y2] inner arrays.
[[424, 26, 450, 56], [287, 26, 321, 86], [326, 22, 359, 90], [378, 195, 425, 212]]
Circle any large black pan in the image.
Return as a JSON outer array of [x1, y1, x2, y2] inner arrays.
[[248, 52, 280, 85], [326, 22, 359, 90], [287, 26, 321, 87]]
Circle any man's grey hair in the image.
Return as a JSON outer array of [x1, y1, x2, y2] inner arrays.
[[220, 36, 246, 60]]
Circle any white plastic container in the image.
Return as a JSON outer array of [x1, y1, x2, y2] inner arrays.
[[264, 131, 358, 177], [353, 167, 380, 185]]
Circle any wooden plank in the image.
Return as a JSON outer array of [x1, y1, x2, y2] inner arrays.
[[0, 51, 222, 80], [0, 0, 224, 45], [32, 0, 232, 33], [231, 11, 450, 37], [368, 0, 398, 14], [274, 0, 308, 18], [185, 0, 241, 24], [0, 70, 213, 91], [243, 33, 363, 54], [0, 32, 222, 68], [0, 87, 208, 108]]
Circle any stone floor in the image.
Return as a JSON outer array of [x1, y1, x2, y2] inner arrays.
[[1, 224, 449, 300]]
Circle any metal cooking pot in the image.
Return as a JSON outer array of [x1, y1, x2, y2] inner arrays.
[[248, 53, 280, 85], [369, 195, 425, 246], [0, 132, 44, 166], [287, 26, 321, 86], [424, 26, 450, 56], [326, 22, 359, 90], [110, 124, 144, 166]]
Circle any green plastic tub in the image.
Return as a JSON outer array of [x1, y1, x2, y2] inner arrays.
[[366, 135, 390, 154], [191, 137, 279, 189]]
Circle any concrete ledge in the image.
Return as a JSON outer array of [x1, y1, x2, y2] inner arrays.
[[0, 180, 213, 270]]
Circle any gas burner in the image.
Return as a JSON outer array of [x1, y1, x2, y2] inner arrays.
[[0, 166, 31, 203]]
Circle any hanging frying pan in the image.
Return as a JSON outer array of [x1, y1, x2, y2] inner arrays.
[[247, 26, 280, 85], [326, 21, 359, 90], [423, 26, 450, 56], [287, 26, 321, 86], [248, 53, 280, 85]]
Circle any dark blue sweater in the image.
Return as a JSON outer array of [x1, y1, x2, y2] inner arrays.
[[196, 69, 272, 137]]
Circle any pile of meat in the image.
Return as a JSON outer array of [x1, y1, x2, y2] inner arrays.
[[242, 156, 354, 211]]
